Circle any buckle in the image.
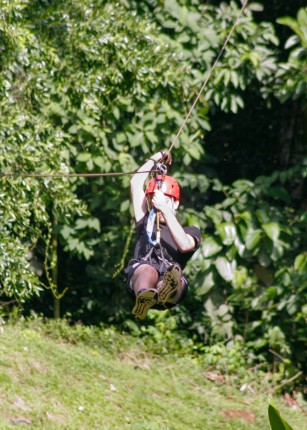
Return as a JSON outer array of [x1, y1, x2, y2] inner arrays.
[[156, 162, 167, 176]]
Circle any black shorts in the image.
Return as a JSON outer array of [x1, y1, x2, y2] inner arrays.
[[124, 259, 189, 310]]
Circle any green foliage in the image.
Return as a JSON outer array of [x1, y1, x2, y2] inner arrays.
[[186, 166, 306, 379], [275, 7, 307, 102], [130, 0, 279, 113], [0, 0, 198, 310], [124, 309, 197, 355], [0, 0, 87, 301]]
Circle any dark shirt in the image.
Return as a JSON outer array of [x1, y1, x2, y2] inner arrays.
[[133, 213, 201, 270]]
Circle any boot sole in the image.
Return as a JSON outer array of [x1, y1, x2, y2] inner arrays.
[[158, 264, 182, 305], [132, 289, 158, 320]]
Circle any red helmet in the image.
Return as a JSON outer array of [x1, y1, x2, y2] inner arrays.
[[145, 175, 180, 200]]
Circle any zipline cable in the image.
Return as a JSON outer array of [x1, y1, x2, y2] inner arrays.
[[0, 170, 157, 179], [0, 0, 248, 179], [167, 0, 249, 154]]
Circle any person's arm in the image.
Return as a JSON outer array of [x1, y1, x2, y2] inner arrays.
[[130, 151, 169, 222], [152, 190, 195, 253]]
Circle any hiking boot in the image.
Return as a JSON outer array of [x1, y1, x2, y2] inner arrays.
[[158, 263, 182, 305], [132, 288, 158, 320]]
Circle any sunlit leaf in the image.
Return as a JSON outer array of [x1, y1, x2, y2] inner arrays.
[[262, 222, 280, 242], [215, 257, 235, 282], [245, 229, 262, 250], [216, 222, 237, 245], [196, 271, 215, 296], [77, 152, 92, 162], [202, 237, 223, 258], [294, 253, 307, 274]]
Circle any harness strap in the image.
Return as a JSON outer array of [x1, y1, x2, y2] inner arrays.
[[146, 208, 158, 246], [145, 209, 167, 271], [140, 246, 155, 262], [140, 242, 173, 274]]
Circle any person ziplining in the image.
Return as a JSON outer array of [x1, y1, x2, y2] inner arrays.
[[124, 150, 201, 320]]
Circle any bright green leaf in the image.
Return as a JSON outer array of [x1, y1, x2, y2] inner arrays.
[[215, 257, 235, 282], [196, 271, 215, 296], [202, 237, 223, 258], [216, 222, 237, 245], [262, 222, 280, 242], [245, 229, 263, 251], [77, 152, 92, 162], [294, 253, 307, 274]]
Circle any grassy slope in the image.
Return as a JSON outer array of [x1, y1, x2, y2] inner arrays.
[[0, 321, 305, 430]]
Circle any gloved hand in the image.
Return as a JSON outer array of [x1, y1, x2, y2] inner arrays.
[[159, 150, 172, 165]]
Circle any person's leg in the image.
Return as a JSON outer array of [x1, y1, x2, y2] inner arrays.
[[131, 264, 159, 295], [131, 264, 159, 320]]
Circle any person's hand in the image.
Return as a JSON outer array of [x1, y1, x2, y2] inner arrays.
[[152, 189, 169, 212], [159, 150, 172, 165]]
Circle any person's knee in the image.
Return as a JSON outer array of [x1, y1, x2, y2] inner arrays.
[[131, 264, 159, 293], [133, 264, 158, 279]]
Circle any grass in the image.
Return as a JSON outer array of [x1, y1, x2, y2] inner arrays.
[[0, 319, 305, 430]]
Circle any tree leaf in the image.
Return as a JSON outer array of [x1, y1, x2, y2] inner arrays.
[[245, 229, 263, 250], [285, 35, 300, 49], [215, 257, 235, 282], [216, 222, 237, 245], [202, 237, 223, 258], [294, 253, 307, 274], [262, 222, 280, 242], [196, 271, 215, 296], [77, 152, 91, 162], [93, 156, 105, 168]]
